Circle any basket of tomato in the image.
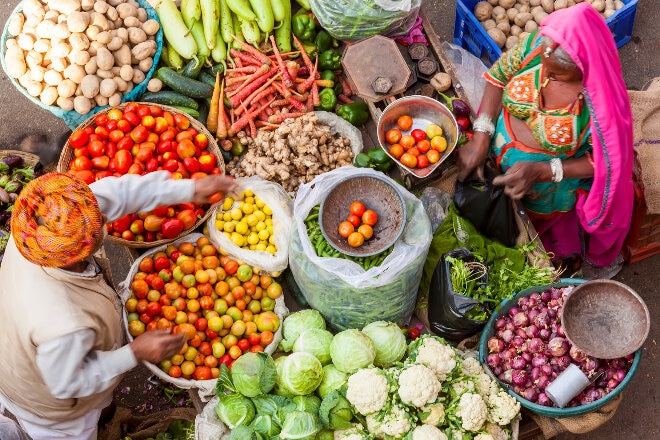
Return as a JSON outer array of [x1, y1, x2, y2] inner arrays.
[[57, 102, 225, 247], [120, 233, 289, 395]]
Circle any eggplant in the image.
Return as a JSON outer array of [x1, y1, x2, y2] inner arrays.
[[0, 187, 9, 204], [0, 211, 11, 227], [0, 175, 9, 188], [4, 180, 22, 194], [438, 92, 472, 117], [0, 155, 24, 172], [12, 168, 35, 182]]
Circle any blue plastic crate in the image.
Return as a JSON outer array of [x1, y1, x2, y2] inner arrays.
[[454, 0, 638, 66]]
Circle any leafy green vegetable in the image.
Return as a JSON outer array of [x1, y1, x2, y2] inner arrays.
[[319, 390, 354, 430], [279, 410, 322, 439], [228, 425, 262, 439], [249, 414, 281, 437], [361, 321, 407, 368], [329, 329, 376, 374], [277, 352, 324, 396], [316, 365, 348, 399], [293, 328, 334, 365], [216, 393, 256, 429], [279, 309, 326, 352], [292, 395, 322, 415], [230, 352, 277, 397]]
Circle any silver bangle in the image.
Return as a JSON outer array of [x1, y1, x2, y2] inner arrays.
[[472, 114, 495, 137], [550, 158, 564, 183]]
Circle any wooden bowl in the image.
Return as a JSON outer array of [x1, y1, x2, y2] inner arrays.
[[319, 172, 406, 257]]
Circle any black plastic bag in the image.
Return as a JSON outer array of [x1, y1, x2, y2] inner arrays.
[[453, 165, 519, 247]]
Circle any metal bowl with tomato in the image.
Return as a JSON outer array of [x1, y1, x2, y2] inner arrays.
[[377, 95, 459, 181], [57, 102, 225, 248]]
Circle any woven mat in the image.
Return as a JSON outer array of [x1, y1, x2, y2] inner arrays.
[[629, 79, 660, 214]]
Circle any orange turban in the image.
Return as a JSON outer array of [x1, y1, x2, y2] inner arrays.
[[11, 172, 103, 267]]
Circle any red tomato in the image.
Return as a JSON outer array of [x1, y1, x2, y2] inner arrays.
[[237, 338, 250, 351], [94, 113, 109, 127], [123, 111, 140, 127], [117, 136, 133, 151], [91, 156, 110, 170], [163, 159, 179, 173], [88, 140, 105, 157], [456, 116, 471, 132], [137, 105, 151, 118], [114, 150, 133, 174], [74, 147, 90, 158], [248, 333, 261, 346], [117, 119, 131, 133], [349, 201, 366, 217], [112, 215, 132, 233], [130, 125, 149, 143], [347, 214, 361, 228], [198, 153, 217, 173], [69, 129, 89, 149], [127, 163, 144, 175], [411, 128, 427, 143], [94, 126, 109, 139], [161, 218, 184, 239], [109, 129, 124, 143], [385, 128, 402, 144], [177, 209, 198, 230], [173, 113, 190, 130], [183, 157, 200, 174], [72, 156, 92, 171], [72, 170, 95, 184], [416, 155, 429, 169], [362, 209, 378, 226], [408, 327, 421, 340]]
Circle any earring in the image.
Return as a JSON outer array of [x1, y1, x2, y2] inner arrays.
[[544, 46, 553, 58]]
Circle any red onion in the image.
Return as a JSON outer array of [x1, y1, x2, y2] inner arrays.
[[508, 306, 520, 318], [530, 366, 540, 381], [546, 307, 557, 318], [539, 328, 551, 340], [513, 312, 529, 328], [501, 347, 516, 361], [556, 355, 571, 370], [527, 308, 540, 322], [531, 353, 548, 368], [500, 369, 514, 384], [528, 338, 544, 354], [511, 336, 525, 349], [614, 369, 627, 382], [511, 356, 527, 370], [512, 369, 528, 386], [499, 329, 514, 343], [487, 353, 501, 367], [495, 317, 507, 329], [569, 345, 587, 363], [533, 311, 550, 328], [522, 352, 532, 363], [525, 325, 540, 339], [547, 337, 569, 357], [521, 387, 539, 402], [550, 288, 561, 300], [492, 365, 503, 376], [536, 375, 551, 390], [540, 364, 553, 376], [488, 337, 505, 353], [537, 392, 552, 406], [581, 357, 600, 374], [606, 379, 620, 391], [540, 290, 551, 302], [515, 328, 528, 339]]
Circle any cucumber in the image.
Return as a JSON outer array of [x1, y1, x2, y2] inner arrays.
[[181, 56, 206, 79], [207, 64, 225, 76], [196, 99, 211, 124], [156, 67, 214, 99], [171, 106, 201, 118], [140, 91, 200, 109], [197, 71, 217, 86]]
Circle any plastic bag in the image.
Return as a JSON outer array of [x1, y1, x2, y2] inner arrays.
[[289, 167, 432, 331], [194, 396, 228, 440], [207, 176, 293, 274], [420, 186, 453, 233], [118, 233, 289, 401], [309, 0, 422, 42], [441, 41, 488, 114], [453, 166, 519, 247]]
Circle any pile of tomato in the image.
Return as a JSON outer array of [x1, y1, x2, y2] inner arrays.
[[64, 102, 224, 242], [384, 114, 449, 169], [337, 201, 378, 248], [125, 236, 282, 380]]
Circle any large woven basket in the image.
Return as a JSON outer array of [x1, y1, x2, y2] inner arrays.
[[57, 103, 225, 249]]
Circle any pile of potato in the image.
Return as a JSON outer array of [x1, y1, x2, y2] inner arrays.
[[4, 0, 160, 115], [474, 0, 627, 50]]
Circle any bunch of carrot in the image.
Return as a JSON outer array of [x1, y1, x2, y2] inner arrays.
[[206, 35, 337, 139]]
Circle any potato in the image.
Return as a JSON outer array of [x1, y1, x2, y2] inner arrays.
[[116, 3, 138, 19], [530, 0, 542, 5], [114, 27, 129, 43], [131, 41, 155, 61], [514, 12, 533, 27], [94, 47, 113, 71], [68, 50, 91, 65], [105, 6, 118, 21], [592, 0, 606, 11], [138, 57, 153, 72], [84, 56, 98, 74], [29, 65, 46, 82], [487, 27, 507, 48], [40, 86, 58, 106], [57, 96, 75, 110], [614, 0, 624, 8], [48, 0, 83, 15], [81, 0, 95, 10], [541, 0, 554, 12], [474, 1, 494, 21], [506, 7, 519, 22], [36, 20, 56, 39], [95, 31, 112, 45], [483, 19, 497, 30], [8, 12, 25, 36], [123, 16, 141, 28], [106, 36, 123, 51], [74, 95, 93, 114], [518, 4, 531, 13], [26, 51, 44, 68], [114, 77, 128, 92], [50, 57, 68, 72], [89, 12, 109, 31], [525, 20, 538, 32], [533, 10, 548, 23], [57, 78, 77, 98], [93, 0, 109, 14], [99, 77, 117, 97], [506, 35, 520, 50], [64, 63, 86, 82], [141, 19, 160, 36], [499, 0, 516, 8], [113, 44, 132, 65], [94, 94, 108, 106], [108, 92, 121, 107], [68, 33, 89, 52], [147, 78, 162, 92], [492, 5, 507, 20], [119, 64, 134, 81], [487, 0, 499, 5], [96, 69, 114, 79], [85, 24, 100, 40], [554, 0, 568, 9], [5, 46, 27, 78], [128, 27, 147, 44], [132, 68, 145, 84], [66, 11, 89, 33], [16, 34, 35, 51], [136, 8, 148, 22], [80, 74, 100, 98], [510, 24, 523, 36], [50, 41, 71, 58], [88, 40, 101, 56], [497, 21, 511, 34]]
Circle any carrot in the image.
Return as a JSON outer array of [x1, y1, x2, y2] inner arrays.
[[288, 96, 307, 112], [311, 81, 320, 107], [206, 72, 221, 134], [271, 80, 291, 98], [256, 120, 281, 129], [229, 48, 262, 66], [226, 73, 258, 86], [305, 91, 314, 113], [270, 98, 290, 108], [338, 94, 354, 104], [292, 34, 317, 79], [225, 65, 259, 74], [296, 57, 318, 93], [267, 51, 300, 59], [268, 112, 306, 124], [269, 35, 294, 88], [230, 35, 271, 65], [217, 78, 228, 139], [339, 75, 354, 96], [293, 77, 333, 88], [229, 98, 276, 136], [235, 83, 278, 116], [248, 118, 257, 138], [226, 64, 273, 99]]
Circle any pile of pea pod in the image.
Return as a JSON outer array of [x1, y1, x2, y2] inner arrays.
[[304, 205, 392, 270]]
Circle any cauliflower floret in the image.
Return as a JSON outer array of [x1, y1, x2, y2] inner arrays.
[[334, 423, 371, 440], [486, 389, 520, 426], [455, 392, 488, 432], [460, 356, 483, 376], [366, 405, 413, 439], [346, 368, 389, 416], [398, 364, 441, 408], [474, 373, 499, 402], [418, 402, 445, 426], [474, 434, 495, 440], [451, 380, 475, 397], [409, 336, 458, 381], [411, 424, 448, 440], [484, 422, 510, 440]]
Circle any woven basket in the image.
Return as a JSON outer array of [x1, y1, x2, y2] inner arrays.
[[0, 0, 163, 130], [0, 150, 40, 168], [57, 103, 226, 249]]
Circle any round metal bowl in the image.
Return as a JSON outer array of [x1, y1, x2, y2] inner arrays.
[[561, 279, 650, 359], [377, 95, 459, 178], [319, 172, 407, 258]]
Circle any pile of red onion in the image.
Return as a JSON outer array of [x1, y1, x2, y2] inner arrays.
[[486, 286, 634, 407]]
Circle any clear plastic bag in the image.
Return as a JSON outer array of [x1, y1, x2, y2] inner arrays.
[[207, 176, 293, 274], [289, 167, 432, 331], [420, 187, 453, 233], [309, 0, 422, 42], [441, 41, 489, 113]]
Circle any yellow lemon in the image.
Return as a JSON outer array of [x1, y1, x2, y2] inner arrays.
[[266, 245, 277, 253], [263, 205, 273, 216], [222, 197, 234, 211], [255, 197, 265, 209], [246, 214, 258, 226], [266, 225, 274, 235], [249, 244, 257, 250], [241, 202, 254, 215], [255, 221, 266, 232], [244, 196, 255, 206], [215, 220, 225, 231], [242, 189, 254, 198], [223, 231, 231, 239], [255, 242, 267, 251], [265, 218, 273, 227], [230, 208, 243, 221], [235, 221, 249, 235], [268, 235, 276, 245], [258, 229, 270, 241], [230, 232, 245, 247], [247, 232, 260, 245], [223, 222, 235, 233], [253, 210, 266, 222], [222, 211, 232, 222]]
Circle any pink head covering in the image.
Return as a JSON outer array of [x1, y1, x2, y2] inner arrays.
[[540, 3, 633, 265]]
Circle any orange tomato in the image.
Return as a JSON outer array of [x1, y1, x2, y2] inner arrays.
[[347, 232, 365, 248], [389, 143, 404, 159], [416, 155, 430, 169], [338, 221, 354, 238], [400, 135, 416, 150], [416, 139, 431, 153], [357, 224, 374, 240], [427, 149, 441, 164], [400, 153, 418, 168], [385, 128, 402, 144], [397, 115, 413, 131], [362, 210, 378, 226], [407, 147, 420, 157], [431, 135, 448, 152], [349, 201, 366, 217]]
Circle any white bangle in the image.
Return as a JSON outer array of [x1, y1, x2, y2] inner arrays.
[[472, 114, 495, 137], [550, 158, 564, 183]]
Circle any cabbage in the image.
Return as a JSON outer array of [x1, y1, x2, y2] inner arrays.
[[230, 352, 277, 397], [216, 393, 255, 429], [329, 329, 376, 374], [293, 328, 334, 365], [319, 390, 354, 430], [228, 425, 262, 439], [292, 394, 322, 414], [279, 309, 327, 352], [250, 414, 280, 437], [278, 352, 324, 396], [316, 365, 348, 399], [361, 321, 407, 367], [279, 410, 322, 439]]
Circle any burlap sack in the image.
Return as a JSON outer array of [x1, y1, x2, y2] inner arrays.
[[98, 406, 198, 440], [628, 80, 660, 214]]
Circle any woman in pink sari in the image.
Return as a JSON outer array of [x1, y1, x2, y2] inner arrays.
[[457, 3, 633, 279]]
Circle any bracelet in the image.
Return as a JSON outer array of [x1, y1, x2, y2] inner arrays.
[[550, 158, 564, 183], [472, 114, 495, 137]]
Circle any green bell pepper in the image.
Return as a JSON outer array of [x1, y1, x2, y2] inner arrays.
[[318, 49, 341, 70], [367, 148, 394, 172], [292, 12, 316, 42], [354, 153, 372, 168], [320, 69, 336, 83], [314, 30, 333, 53], [337, 101, 369, 126], [315, 88, 337, 111]]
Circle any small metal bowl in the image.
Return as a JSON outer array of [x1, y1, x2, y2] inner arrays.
[[377, 95, 459, 179], [319, 172, 407, 258], [561, 280, 650, 359]]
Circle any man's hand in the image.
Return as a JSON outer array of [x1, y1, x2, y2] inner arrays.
[[492, 161, 549, 200], [192, 174, 241, 204], [129, 330, 186, 364]]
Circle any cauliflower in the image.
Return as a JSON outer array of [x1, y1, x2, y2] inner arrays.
[[398, 364, 441, 408], [346, 368, 389, 416], [474, 373, 499, 403], [455, 393, 488, 432], [484, 422, 510, 440], [366, 405, 413, 439], [418, 402, 445, 426], [486, 390, 520, 426], [407, 336, 458, 381], [450, 380, 475, 398], [473, 434, 495, 440], [411, 424, 448, 440], [460, 356, 483, 377], [334, 424, 371, 440]]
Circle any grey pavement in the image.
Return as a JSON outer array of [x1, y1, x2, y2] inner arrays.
[[1, 0, 658, 438]]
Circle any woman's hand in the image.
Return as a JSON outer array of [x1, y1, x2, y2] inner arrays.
[[456, 132, 490, 181], [129, 330, 186, 364], [492, 161, 550, 200], [192, 174, 241, 204]]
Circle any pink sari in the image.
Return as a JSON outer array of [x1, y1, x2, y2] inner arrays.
[[539, 4, 634, 266]]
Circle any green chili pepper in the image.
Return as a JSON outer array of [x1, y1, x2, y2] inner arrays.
[[317, 49, 342, 70], [354, 152, 373, 168], [314, 30, 333, 53], [337, 101, 369, 126], [315, 88, 337, 111], [291, 11, 316, 42]]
